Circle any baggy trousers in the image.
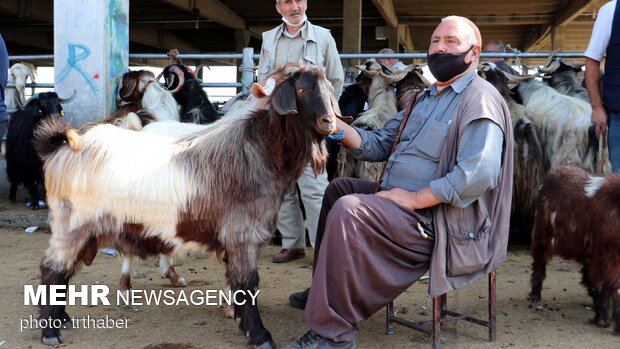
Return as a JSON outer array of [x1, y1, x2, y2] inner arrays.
[[304, 177, 435, 342]]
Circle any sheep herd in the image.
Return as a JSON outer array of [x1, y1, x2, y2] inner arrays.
[[2, 57, 620, 347]]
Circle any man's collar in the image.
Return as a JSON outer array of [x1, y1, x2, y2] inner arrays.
[[277, 20, 313, 41], [430, 69, 477, 95]]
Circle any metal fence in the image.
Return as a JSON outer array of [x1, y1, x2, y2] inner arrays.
[[7, 49, 589, 98]]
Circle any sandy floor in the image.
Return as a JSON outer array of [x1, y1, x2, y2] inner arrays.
[[0, 199, 618, 349]]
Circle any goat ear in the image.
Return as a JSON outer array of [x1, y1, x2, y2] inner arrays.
[[271, 79, 298, 115], [252, 78, 276, 98], [120, 78, 137, 99]]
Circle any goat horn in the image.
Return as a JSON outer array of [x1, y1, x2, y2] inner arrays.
[[58, 89, 78, 104], [155, 70, 164, 81], [195, 63, 210, 77], [564, 60, 585, 70], [541, 49, 560, 69], [22, 94, 39, 107], [478, 62, 493, 72], [538, 60, 561, 74], [166, 65, 186, 93], [499, 70, 539, 83]]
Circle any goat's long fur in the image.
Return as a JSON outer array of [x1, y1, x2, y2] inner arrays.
[[478, 63, 545, 245], [34, 64, 336, 348], [5, 63, 35, 110], [529, 165, 620, 332], [337, 60, 399, 181], [518, 79, 610, 173]]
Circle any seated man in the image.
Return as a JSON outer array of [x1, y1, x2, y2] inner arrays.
[[284, 15, 513, 349]]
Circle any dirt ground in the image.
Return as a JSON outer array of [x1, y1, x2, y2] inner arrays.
[[0, 199, 618, 349]]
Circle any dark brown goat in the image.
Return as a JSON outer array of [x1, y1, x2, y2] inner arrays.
[[529, 165, 620, 333], [33, 64, 337, 348]]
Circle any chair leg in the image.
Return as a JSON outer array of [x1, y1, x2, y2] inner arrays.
[[386, 301, 395, 335], [489, 270, 496, 342], [432, 296, 442, 349]]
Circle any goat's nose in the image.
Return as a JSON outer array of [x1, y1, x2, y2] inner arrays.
[[320, 115, 334, 124]]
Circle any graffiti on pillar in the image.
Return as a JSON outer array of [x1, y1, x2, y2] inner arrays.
[[57, 43, 97, 94], [107, 0, 129, 109]]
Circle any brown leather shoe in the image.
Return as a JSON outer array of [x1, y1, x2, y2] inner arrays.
[[272, 248, 305, 263]]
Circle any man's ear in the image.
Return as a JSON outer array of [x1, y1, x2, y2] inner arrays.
[[275, 4, 281, 15]]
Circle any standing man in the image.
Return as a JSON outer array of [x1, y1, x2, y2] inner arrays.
[[258, 0, 344, 263], [0, 34, 9, 144], [585, 0, 620, 172], [284, 16, 513, 349], [377, 48, 407, 71], [483, 39, 518, 74]]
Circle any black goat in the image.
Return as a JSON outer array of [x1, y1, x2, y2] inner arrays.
[[161, 64, 220, 124], [5, 91, 74, 209]]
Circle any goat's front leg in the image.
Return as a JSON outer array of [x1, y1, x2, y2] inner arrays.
[[580, 267, 600, 306], [591, 286, 612, 328], [25, 181, 42, 209], [612, 287, 620, 333], [8, 182, 17, 203], [226, 244, 274, 349]]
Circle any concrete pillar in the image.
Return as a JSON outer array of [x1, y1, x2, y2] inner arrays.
[[343, 0, 362, 67], [54, 0, 129, 126]]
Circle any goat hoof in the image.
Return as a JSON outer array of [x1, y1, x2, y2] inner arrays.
[[41, 335, 63, 347], [527, 293, 541, 302], [254, 340, 276, 349], [173, 277, 188, 287], [591, 317, 610, 328]]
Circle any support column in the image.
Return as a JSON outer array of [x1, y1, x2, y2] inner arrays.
[[343, 0, 362, 67], [388, 27, 399, 52], [54, 0, 129, 126], [235, 29, 251, 86]]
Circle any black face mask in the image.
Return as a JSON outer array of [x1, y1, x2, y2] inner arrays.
[[427, 45, 474, 82]]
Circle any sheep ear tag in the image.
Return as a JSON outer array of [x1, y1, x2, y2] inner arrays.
[[252, 78, 276, 98]]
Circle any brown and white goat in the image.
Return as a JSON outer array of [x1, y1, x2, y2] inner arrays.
[[528, 165, 620, 333], [33, 64, 338, 348], [101, 69, 179, 128]]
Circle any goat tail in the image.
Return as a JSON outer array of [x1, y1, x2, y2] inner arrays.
[[33, 116, 81, 161]]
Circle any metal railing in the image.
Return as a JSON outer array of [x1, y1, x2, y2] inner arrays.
[[7, 50, 588, 97]]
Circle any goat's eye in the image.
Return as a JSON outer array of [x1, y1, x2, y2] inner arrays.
[[296, 88, 304, 94]]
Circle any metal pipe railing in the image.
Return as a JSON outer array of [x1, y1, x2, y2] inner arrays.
[[6, 50, 587, 93]]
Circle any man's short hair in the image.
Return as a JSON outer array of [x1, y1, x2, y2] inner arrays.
[[441, 15, 479, 46], [378, 48, 396, 55], [486, 39, 506, 53]]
